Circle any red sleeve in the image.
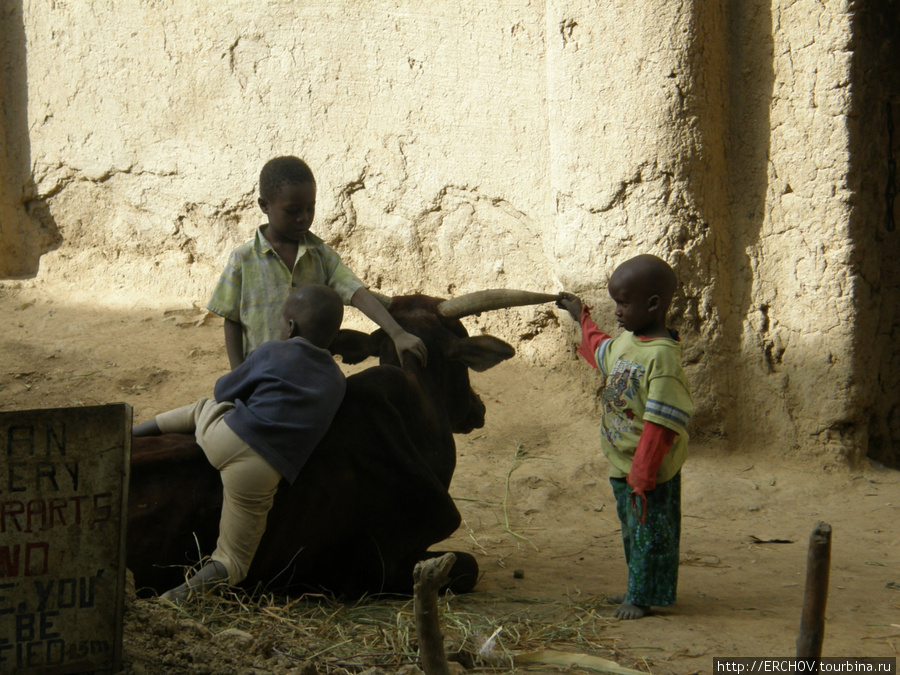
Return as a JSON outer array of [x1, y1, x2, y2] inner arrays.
[[628, 421, 677, 492], [577, 305, 612, 369], [626, 421, 677, 523]]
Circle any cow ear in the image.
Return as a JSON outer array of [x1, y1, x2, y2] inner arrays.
[[329, 329, 379, 364], [446, 335, 515, 372]]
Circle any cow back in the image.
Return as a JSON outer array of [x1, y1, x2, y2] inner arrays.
[[128, 364, 462, 598], [246, 364, 461, 596]]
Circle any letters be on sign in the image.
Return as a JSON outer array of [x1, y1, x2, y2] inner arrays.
[[0, 404, 131, 675]]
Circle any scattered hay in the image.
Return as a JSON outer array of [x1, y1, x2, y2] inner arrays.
[[151, 587, 629, 673], [680, 551, 728, 568]]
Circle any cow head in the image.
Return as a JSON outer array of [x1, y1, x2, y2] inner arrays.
[[330, 290, 557, 434]]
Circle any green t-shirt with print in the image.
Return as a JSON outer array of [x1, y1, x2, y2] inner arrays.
[[594, 332, 694, 482]]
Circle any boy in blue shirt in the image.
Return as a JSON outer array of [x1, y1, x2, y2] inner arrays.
[[558, 254, 693, 620], [134, 285, 347, 601], [207, 155, 426, 370]]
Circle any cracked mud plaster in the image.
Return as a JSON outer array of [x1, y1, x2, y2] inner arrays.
[[1, 0, 898, 466]]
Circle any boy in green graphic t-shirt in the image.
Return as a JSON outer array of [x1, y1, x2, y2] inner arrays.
[[557, 254, 693, 620]]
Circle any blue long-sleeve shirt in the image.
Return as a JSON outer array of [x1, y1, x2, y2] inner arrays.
[[214, 337, 346, 484]]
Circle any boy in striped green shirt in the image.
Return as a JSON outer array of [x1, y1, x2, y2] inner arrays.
[[208, 156, 426, 370], [558, 254, 693, 620]]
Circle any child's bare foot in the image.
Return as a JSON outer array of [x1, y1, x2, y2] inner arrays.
[[605, 594, 650, 619], [614, 601, 649, 620]]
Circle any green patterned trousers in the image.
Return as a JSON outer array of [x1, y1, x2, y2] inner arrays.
[[610, 472, 681, 607]]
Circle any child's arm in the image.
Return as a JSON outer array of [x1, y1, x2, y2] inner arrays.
[[214, 347, 259, 403], [557, 292, 612, 369], [224, 319, 245, 370], [627, 421, 677, 522], [351, 288, 428, 367]]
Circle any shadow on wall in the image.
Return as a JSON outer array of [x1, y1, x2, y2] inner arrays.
[[726, 0, 774, 317], [848, 3, 900, 470], [0, 2, 60, 279], [718, 1, 775, 435]]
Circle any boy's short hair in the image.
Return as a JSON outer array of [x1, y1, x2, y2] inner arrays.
[[612, 254, 677, 311], [283, 285, 344, 348], [259, 156, 315, 200]]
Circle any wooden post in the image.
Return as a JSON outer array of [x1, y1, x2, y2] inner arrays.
[[796, 522, 832, 659], [413, 553, 456, 675]]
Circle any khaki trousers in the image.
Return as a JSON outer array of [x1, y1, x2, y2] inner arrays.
[[156, 398, 282, 585]]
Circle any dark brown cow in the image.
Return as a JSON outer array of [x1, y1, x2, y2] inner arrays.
[[127, 290, 556, 598]]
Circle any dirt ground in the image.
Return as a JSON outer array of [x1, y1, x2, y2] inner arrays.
[[1, 281, 898, 674]]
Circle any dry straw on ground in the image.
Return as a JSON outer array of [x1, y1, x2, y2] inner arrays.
[[142, 584, 633, 674]]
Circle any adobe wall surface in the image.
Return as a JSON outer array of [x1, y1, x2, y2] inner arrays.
[[723, 2, 858, 460], [720, 1, 900, 465], [1, 1, 897, 465]]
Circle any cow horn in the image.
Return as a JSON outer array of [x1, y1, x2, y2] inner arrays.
[[437, 289, 559, 319]]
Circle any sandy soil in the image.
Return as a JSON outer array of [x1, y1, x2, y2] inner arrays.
[[1, 281, 898, 674]]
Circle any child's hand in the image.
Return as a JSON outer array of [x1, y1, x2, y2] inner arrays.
[[629, 488, 649, 524], [394, 330, 428, 368], [556, 292, 583, 321]]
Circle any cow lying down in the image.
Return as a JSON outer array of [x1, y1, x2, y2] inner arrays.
[[127, 290, 557, 598]]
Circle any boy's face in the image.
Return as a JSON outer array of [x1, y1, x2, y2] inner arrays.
[[607, 274, 656, 334], [258, 181, 316, 243]]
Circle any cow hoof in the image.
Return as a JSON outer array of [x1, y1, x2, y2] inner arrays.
[[439, 551, 479, 594]]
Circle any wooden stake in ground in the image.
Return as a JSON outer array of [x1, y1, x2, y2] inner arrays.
[[796, 521, 832, 659], [413, 552, 456, 675]]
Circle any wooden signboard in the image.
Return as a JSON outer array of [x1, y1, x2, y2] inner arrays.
[[0, 404, 131, 674]]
